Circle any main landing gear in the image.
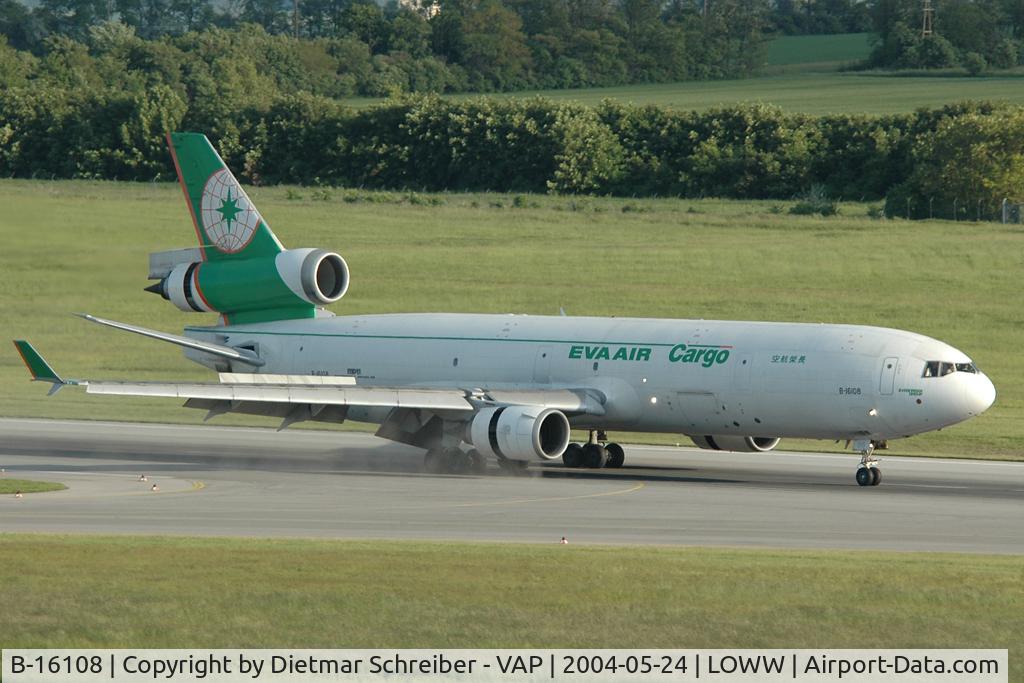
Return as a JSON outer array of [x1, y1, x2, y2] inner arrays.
[[424, 447, 486, 475], [853, 439, 882, 487], [562, 431, 625, 469]]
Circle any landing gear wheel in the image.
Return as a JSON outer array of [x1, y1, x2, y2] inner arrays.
[[562, 443, 584, 468], [870, 468, 882, 486], [467, 449, 486, 474], [855, 467, 873, 487], [424, 448, 442, 474], [604, 442, 625, 468], [582, 443, 608, 468], [444, 448, 470, 474]]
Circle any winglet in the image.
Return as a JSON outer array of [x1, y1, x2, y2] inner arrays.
[[13, 340, 65, 394]]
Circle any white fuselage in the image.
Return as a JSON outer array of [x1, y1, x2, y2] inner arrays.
[[187, 313, 995, 441]]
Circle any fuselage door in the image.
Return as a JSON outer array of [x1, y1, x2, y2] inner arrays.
[[879, 356, 899, 395]]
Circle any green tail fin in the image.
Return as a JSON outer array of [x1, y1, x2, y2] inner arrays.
[[167, 132, 284, 261]]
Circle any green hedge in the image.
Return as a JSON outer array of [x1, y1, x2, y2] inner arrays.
[[885, 107, 1024, 220], [0, 88, 1019, 214]]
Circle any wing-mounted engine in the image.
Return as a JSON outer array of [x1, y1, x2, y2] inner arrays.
[[146, 247, 349, 324], [691, 435, 780, 452], [467, 405, 571, 462]]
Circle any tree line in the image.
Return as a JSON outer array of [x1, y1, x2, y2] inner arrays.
[[769, 0, 870, 35], [1, 86, 1020, 219], [868, 0, 1024, 72], [0, 0, 770, 94], [5, 0, 1022, 106]]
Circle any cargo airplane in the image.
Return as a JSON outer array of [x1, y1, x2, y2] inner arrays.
[[15, 133, 996, 486]]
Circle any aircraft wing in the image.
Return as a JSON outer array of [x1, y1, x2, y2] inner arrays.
[[13, 341, 605, 431]]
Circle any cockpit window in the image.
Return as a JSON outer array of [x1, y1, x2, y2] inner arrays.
[[922, 361, 979, 377]]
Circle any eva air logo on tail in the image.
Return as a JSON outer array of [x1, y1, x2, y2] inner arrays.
[[200, 169, 263, 254]]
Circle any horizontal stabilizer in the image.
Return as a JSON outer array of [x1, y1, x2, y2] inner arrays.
[[77, 313, 264, 367], [148, 247, 204, 279]]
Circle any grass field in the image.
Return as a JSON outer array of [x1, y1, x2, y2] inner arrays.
[[765, 32, 873, 68], [0, 478, 66, 494], [0, 180, 1020, 459], [0, 535, 1020, 658], [340, 31, 1024, 114], [344, 70, 1024, 115]]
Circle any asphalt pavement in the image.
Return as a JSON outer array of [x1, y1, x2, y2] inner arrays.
[[1, 418, 1021, 553]]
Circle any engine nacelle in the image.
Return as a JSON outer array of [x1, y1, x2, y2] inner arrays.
[[691, 435, 781, 452], [274, 248, 349, 306], [468, 406, 571, 462], [153, 248, 349, 317]]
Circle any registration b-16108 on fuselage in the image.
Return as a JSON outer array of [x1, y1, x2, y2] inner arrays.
[[14, 133, 996, 487]]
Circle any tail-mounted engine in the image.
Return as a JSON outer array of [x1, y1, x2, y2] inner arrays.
[[467, 406, 571, 462], [691, 435, 781, 452], [147, 247, 349, 323]]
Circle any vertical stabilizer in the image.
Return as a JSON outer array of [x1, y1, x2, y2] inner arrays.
[[150, 133, 348, 326], [167, 132, 284, 261]]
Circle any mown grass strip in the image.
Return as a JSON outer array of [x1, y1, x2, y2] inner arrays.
[[343, 70, 1024, 115], [0, 479, 66, 494], [0, 535, 1019, 665]]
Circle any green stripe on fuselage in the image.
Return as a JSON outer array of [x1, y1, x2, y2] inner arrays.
[[183, 328, 736, 360], [183, 328, 685, 346]]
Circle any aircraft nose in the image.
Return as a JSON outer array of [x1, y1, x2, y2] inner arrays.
[[966, 374, 996, 416]]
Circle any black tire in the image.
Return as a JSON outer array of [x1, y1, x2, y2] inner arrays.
[[870, 468, 882, 486], [562, 443, 583, 468], [424, 449, 442, 473], [855, 467, 872, 487], [444, 448, 470, 474], [582, 443, 608, 468], [605, 442, 625, 468]]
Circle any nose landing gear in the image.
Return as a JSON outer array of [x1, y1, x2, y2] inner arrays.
[[855, 465, 881, 486], [853, 439, 882, 487]]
